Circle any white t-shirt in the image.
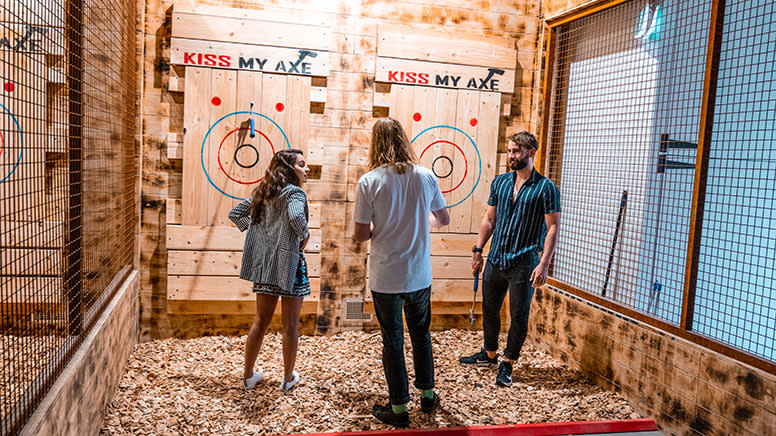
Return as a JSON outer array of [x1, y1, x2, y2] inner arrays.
[[354, 164, 446, 293]]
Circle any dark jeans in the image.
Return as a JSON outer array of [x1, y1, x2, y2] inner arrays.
[[371, 286, 434, 405], [482, 254, 539, 361]]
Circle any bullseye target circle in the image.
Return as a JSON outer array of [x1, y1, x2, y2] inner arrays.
[[1, 102, 24, 184], [410, 125, 481, 208], [216, 127, 275, 185], [419, 140, 467, 194], [201, 111, 290, 200]]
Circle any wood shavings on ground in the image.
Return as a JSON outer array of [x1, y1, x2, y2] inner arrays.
[[100, 329, 640, 435]]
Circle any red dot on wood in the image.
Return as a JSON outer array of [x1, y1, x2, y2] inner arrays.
[[413, 112, 422, 122], [276, 102, 285, 112], [470, 118, 478, 127], [211, 96, 221, 106], [4, 82, 14, 92]]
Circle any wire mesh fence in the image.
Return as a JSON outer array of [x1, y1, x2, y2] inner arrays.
[[0, 0, 136, 434], [693, 0, 776, 363], [544, 0, 775, 368]]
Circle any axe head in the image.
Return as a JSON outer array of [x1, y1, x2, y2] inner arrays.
[[299, 49, 318, 58]]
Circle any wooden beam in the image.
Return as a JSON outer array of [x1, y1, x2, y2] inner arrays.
[[377, 23, 516, 70], [171, 3, 332, 27], [167, 299, 318, 315], [167, 251, 321, 277], [681, 0, 725, 332], [546, 0, 631, 28], [429, 233, 490, 257], [537, 25, 554, 174], [172, 11, 331, 52], [168, 76, 184, 92], [168, 275, 320, 301], [166, 226, 322, 251], [166, 199, 182, 225]]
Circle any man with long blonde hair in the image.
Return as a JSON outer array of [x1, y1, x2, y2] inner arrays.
[[353, 117, 450, 427]]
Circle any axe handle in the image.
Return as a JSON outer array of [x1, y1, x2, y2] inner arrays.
[[473, 274, 479, 293]]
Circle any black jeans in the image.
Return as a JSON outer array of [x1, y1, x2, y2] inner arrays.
[[371, 286, 434, 405], [481, 254, 539, 361]]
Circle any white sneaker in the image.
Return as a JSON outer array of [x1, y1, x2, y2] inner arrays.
[[243, 369, 264, 390], [279, 371, 299, 391]]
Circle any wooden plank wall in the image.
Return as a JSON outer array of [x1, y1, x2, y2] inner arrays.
[[137, 0, 543, 338]]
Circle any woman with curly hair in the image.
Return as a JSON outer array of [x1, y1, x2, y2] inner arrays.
[[229, 149, 311, 392]]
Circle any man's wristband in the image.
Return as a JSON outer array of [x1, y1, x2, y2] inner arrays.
[[472, 245, 483, 254]]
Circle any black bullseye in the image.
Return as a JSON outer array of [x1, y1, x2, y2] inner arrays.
[[432, 155, 454, 179], [234, 143, 259, 169]]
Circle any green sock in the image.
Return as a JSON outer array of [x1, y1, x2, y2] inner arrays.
[[391, 403, 407, 414], [421, 389, 435, 399]]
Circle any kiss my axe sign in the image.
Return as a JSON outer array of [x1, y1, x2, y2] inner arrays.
[[170, 39, 330, 76], [375, 58, 515, 92]]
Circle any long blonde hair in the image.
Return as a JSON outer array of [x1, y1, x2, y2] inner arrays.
[[368, 117, 417, 174]]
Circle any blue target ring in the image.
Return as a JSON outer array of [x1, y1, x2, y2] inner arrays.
[[411, 125, 481, 208], [0, 102, 23, 183], [201, 110, 290, 200]]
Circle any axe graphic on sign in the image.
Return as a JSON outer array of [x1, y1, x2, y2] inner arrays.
[[477, 68, 504, 90], [288, 50, 318, 73]]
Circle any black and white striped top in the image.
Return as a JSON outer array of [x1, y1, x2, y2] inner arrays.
[[487, 169, 560, 270], [229, 184, 309, 293]]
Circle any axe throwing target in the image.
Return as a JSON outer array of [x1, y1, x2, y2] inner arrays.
[[201, 110, 290, 200], [411, 124, 481, 208]]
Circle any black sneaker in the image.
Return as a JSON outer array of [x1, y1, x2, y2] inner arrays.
[[496, 361, 513, 387], [372, 403, 409, 428], [420, 393, 440, 413], [459, 349, 498, 366]]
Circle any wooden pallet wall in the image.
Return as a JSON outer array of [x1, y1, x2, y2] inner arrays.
[[137, 0, 544, 338]]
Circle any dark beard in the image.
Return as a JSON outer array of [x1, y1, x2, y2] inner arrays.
[[510, 157, 529, 171]]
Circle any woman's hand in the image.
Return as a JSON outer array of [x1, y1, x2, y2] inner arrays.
[[300, 233, 310, 250]]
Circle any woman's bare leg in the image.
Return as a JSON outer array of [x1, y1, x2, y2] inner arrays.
[[280, 296, 304, 381], [244, 293, 279, 379]]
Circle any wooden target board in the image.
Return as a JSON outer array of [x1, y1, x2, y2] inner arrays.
[[181, 68, 312, 226], [374, 24, 514, 234], [167, 4, 331, 318], [389, 85, 501, 233], [368, 24, 516, 316]]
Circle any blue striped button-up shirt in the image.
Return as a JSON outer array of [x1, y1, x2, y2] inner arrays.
[[487, 169, 560, 270]]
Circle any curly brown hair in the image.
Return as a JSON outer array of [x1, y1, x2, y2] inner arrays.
[[250, 149, 304, 223], [368, 117, 417, 174]]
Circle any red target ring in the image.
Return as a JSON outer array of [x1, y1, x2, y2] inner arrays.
[[0, 130, 4, 157], [217, 127, 275, 185], [419, 140, 468, 194]]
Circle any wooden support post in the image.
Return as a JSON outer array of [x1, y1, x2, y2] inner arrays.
[[680, 0, 725, 332]]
